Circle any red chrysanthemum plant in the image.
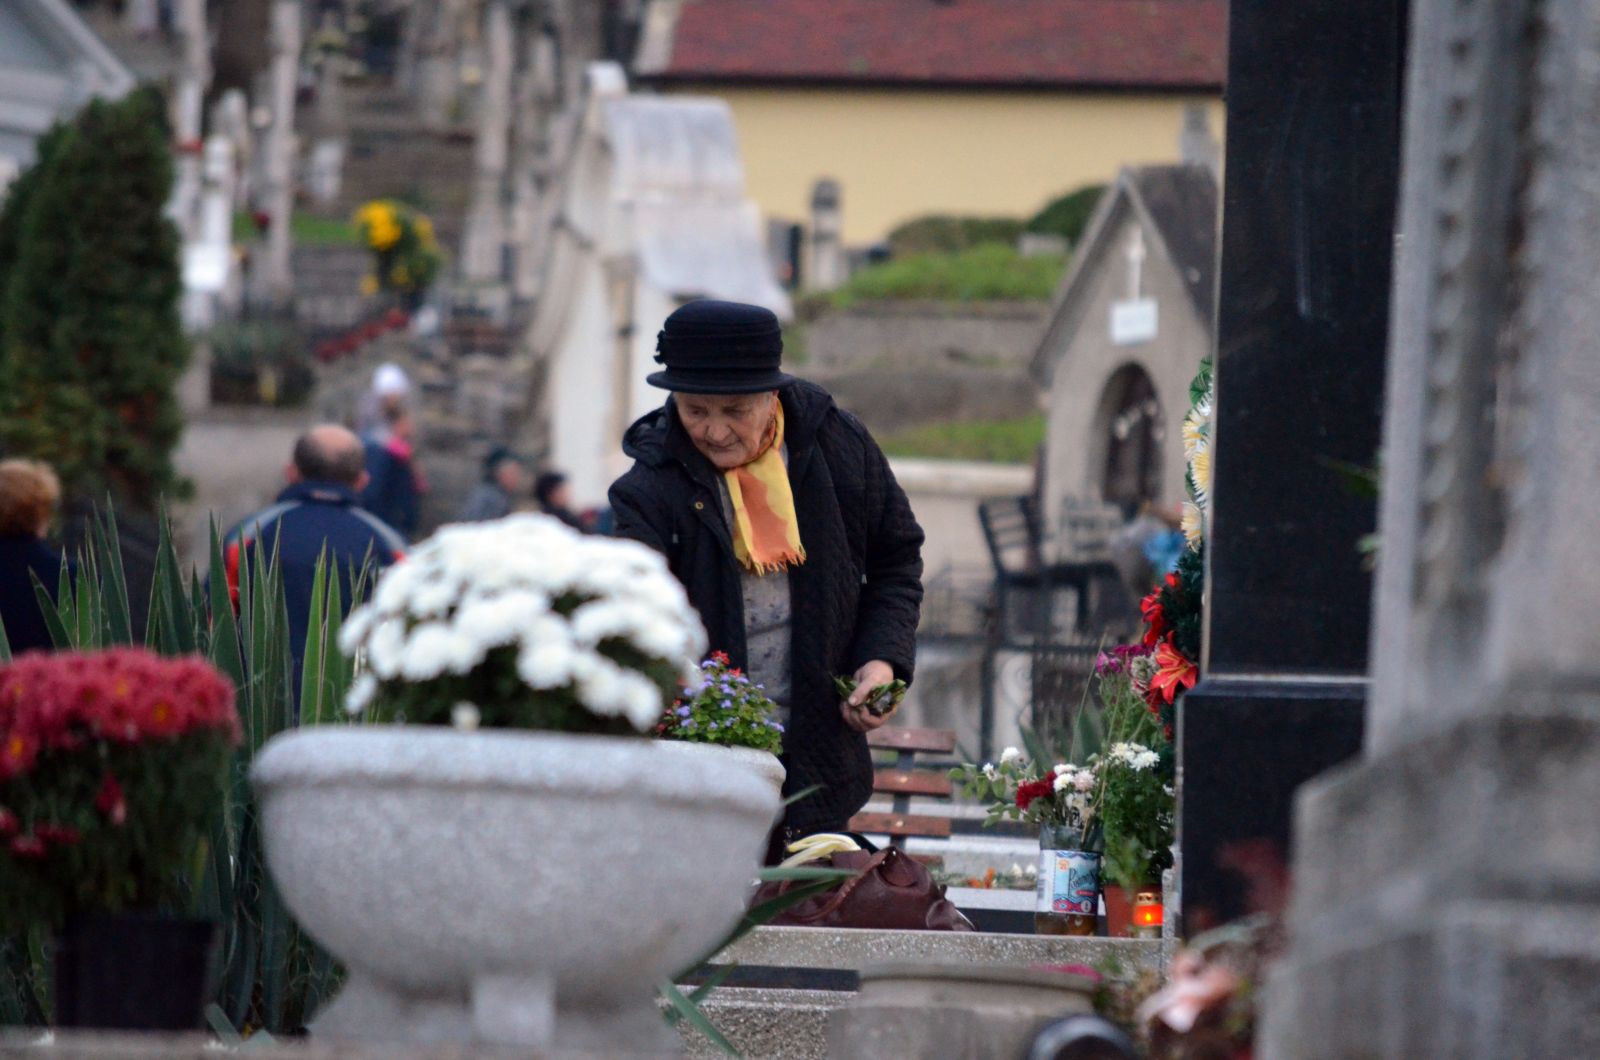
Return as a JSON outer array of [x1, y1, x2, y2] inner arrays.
[[0, 647, 240, 933]]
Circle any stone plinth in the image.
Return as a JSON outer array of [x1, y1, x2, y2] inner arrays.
[[714, 925, 1168, 976]]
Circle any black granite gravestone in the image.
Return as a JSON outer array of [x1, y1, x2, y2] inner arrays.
[[1178, 0, 1408, 933]]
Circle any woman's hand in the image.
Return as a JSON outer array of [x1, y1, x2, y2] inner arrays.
[[840, 659, 897, 732]]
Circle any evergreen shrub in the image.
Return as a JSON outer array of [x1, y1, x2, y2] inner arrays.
[[0, 88, 190, 512]]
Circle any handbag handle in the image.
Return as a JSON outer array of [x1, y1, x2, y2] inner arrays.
[[782, 849, 895, 924]]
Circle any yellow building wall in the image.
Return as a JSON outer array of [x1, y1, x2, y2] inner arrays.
[[666, 85, 1225, 246]]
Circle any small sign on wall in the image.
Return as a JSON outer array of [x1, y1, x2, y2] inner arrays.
[[1111, 298, 1159, 345]]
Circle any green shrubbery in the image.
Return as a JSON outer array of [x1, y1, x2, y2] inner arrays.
[[876, 413, 1046, 465], [0, 88, 190, 512], [1026, 184, 1107, 246], [829, 244, 1066, 308], [886, 214, 1026, 258]]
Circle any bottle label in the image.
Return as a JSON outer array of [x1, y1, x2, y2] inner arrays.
[[1036, 848, 1100, 915]]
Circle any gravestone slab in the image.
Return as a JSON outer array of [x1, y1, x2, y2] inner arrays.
[[1178, 0, 1406, 932]]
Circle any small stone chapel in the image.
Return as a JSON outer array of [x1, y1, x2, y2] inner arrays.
[[1031, 162, 1218, 532]]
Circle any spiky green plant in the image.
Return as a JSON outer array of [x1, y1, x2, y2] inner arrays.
[[0, 504, 368, 1034]]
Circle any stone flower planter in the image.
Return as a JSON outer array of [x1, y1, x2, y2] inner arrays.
[[252, 726, 783, 1052]]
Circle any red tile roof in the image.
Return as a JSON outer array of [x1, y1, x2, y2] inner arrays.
[[644, 0, 1227, 90]]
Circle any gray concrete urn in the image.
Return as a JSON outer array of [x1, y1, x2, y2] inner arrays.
[[252, 726, 783, 1053]]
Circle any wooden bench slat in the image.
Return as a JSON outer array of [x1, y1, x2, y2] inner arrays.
[[866, 727, 957, 754], [847, 811, 953, 838], [872, 769, 953, 798]]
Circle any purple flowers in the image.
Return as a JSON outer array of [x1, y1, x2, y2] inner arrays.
[[1094, 643, 1154, 677]]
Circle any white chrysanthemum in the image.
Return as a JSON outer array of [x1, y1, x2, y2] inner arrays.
[[1052, 763, 1072, 776], [1182, 395, 1212, 461], [1133, 750, 1160, 771], [338, 607, 374, 655], [366, 618, 407, 679], [401, 623, 468, 680], [517, 638, 575, 690], [999, 747, 1023, 765], [1052, 772, 1073, 794], [340, 514, 707, 733], [345, 673, 378, 716], [1074, 772, 1096, 792], [1181, 501, 1204, 549]]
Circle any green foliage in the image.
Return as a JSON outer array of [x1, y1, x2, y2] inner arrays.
[[1159, 545, 1205, 666], [876, 413, 1045, 465], [0, 88, 190, 513], [886, 214, 1025, 258], [657, 655, 784, 754], [831, 675, 907, 718], [829, 244, 1066, 308], [232, 211, 360, 247], [1026, 184, 1108, 246]]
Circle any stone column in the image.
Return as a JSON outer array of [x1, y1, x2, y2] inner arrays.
[[170, 0, 210, 245], [510, 13, 557, 302], [1261, 1, 1600, 1055], [803, 178, 846, 293], [1176, 0, 1407, 933], [259, 0, 302, 308], [461, 0, 515, 284]]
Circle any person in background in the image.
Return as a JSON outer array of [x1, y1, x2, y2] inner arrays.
[[223, 425, 406, 698], [359, 403, 425, 540], [534, 470, 587, 532], [609, 299, 924, 856], [0, 460, 67, 655], [457, 447, 527, 523], [357, 362, 410, 439]]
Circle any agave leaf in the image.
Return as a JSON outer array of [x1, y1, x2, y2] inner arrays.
[[0, 610, 10, 663], [30, 569, 72, 650], [260, 876, 290, 1032], [205, 1003, 243, 1045], [658, 979, 739, 1057], [298, 549, 329, 721], [95, 499, 133, 644]]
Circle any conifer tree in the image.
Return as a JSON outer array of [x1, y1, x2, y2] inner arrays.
[[0, 87, 189, 511]]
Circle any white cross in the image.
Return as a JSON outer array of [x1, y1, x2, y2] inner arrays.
[[1126, 227, 1146, 300]]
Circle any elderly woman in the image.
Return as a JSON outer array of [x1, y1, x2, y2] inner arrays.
[[0, 459, 66, 655], [609, 300, 924, 851]]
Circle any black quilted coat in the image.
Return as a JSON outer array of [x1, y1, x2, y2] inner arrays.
[[609, 381, 925, 835]]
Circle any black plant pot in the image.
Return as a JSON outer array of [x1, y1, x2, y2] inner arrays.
[[53, 913, 219, 1031]]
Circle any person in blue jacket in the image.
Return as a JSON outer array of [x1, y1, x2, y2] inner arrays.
[[223, 425, 406, 700]]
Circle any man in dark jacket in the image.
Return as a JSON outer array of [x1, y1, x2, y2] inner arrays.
[[609, 300, 924, 844], [223, 425, 407, 698]]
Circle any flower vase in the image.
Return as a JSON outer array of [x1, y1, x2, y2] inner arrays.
[[1033, 822, 1100, 936]]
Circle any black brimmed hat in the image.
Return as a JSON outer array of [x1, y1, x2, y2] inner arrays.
[[647, 299, 795, 394]]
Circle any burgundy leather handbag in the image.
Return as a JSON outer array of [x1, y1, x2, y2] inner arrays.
[[757, 848, 975, 931]]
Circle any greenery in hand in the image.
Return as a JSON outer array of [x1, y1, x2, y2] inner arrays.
[[832, 674, 907, 717], [657, 652, 784, 754]]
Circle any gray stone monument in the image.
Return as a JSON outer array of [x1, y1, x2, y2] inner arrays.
[[1260, 0, 1600, 1055], [804, 178, 847, 293]]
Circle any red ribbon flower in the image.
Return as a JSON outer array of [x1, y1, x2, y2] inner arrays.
[[1140, 590, 1169, 647], [1149, 641, 1199, 705]]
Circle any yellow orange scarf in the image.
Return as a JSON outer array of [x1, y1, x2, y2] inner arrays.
[[725, 404, 806, 575]]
